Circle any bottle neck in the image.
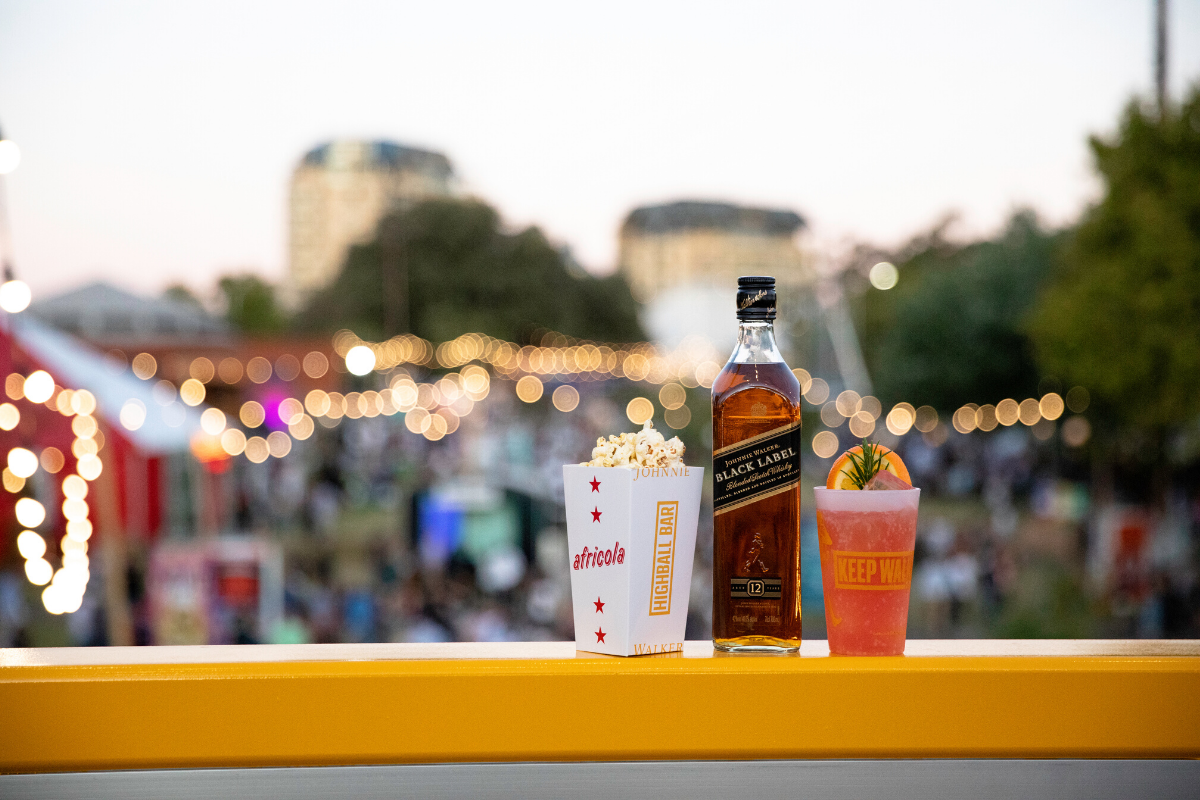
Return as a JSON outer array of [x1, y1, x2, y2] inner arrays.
[[729, 320, 783, 364]]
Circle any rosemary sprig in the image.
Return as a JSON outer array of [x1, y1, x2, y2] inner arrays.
[[844, 439, 885, 489]]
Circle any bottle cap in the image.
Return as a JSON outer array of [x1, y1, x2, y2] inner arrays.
[[736, 276, 776, 321]]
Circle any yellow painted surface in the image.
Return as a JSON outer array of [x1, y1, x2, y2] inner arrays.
[[1, 640, 1198, 773]]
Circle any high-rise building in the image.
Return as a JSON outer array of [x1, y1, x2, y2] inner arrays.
[[287, 140, 453, 304], [618, 201, 811, 350], [618, 200, 809, 302]]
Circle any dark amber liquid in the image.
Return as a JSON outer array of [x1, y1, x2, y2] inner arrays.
[[711, 361, 803, 650]]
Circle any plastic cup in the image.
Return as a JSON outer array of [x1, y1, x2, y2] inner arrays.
[[813, 487, 920, 656]]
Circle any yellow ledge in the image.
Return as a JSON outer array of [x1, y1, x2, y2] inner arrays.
[[1, 640, 1198, 773]]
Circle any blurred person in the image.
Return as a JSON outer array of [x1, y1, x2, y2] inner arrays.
[[0, 571, 28, 647], [914, 518, 956, 637]]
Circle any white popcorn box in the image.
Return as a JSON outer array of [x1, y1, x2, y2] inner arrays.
[[563, 464, 704, 656]]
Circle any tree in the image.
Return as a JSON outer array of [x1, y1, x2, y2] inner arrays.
[[858, 211, 1062, 410], [1030, 88, 1200, 432], [163, 283, 203, 309], [218, 274, 286, 334], [300, 198, 643, 344]]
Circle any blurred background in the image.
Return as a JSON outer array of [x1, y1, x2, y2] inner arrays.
[[0, 1, 1198, 647]]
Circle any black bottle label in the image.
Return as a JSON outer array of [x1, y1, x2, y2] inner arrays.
[[712, 421, 801, 515], [730, 576, 783, 599]]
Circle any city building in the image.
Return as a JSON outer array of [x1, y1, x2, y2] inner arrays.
[[287, 140, 454, 304], [618, 200, 810, 302], [617, 200, 812, 350]]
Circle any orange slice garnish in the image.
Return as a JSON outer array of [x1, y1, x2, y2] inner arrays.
[[826, 444, 911, 490]]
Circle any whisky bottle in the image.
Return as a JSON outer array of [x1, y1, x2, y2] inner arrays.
[[711, 276, 803, 652]]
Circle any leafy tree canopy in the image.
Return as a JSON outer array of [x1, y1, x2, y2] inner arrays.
[[859, 210, 1062, 411], [163, 283, 203, 310], [1030, 88, 1200, 431], [219, 274, 287, 335], [300, 198, 643, 345]]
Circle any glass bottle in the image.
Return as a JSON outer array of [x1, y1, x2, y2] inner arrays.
[[711, 276, 803, 652]]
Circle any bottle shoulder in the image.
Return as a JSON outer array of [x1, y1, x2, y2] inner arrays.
[[711, 361, 802, 407]]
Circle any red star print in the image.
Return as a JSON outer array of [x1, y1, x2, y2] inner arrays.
[[589, 476, 601, 492], [595, 628, 606, 643], [591, 507, 602, 522], [594, 597, 605, 613]]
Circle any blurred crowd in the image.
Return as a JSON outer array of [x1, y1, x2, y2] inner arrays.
[[4, 372, 1196, 649]]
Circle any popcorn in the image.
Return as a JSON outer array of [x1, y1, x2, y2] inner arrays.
[[584, 421, 686, 469]]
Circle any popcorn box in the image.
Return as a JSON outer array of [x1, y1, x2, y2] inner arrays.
[[563, 464, 704, 656]]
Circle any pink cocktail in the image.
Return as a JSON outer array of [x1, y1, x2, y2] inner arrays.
[[813, 487, 920, 656]]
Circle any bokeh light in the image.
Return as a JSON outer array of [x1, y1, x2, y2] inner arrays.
[[848, 411, 876, 437], [975, 404, 998, 432], [1032, 418, 1056, 441], [0, 403, 19, 430], [62, 498, 89, 521], [516, 375, 544, 403], [859, 395, 882, 420], [220, 428, 247, 456], [552, 385, 580, 412], [15, 497, 46, 528], [23, 371, 54, 404], [0, 279, 32, 313], [626, 397, 653, 425], [247, 356, 273, 384], [131, 353, 157, 380], [274, 354, 301, 381], [834, 390, 861, 417], [658, 383, 687, 410], [2, 468, 23, 493], [190, 357, 215, 383], [303, 351, 329, 378], [71, 390, 97, 416], [1039, 392, 1065, 421], [278, 398, 305, 425], [405, 407, 432, 434], [244, 436, 270, 463], [436, 408, 460, 435], [886, 403, 915, 436], [25, 558, 52, 586], [7, 447, 38, 479], [67, 519, 93, 542], [996, 398, 1019, 426], [201, 407, 226, 435], [77, 454, 103, 481], [120, 399, 147, 431], [240, 401, 266, 428], [345, 345, 376, 376], [812, 430, 840, 458], [180, 378, 206, 406], [219, 357, 243, 383], [665, 405, 691, 429], [40, 447, 65, 474], [72, 414, 97, 439], [63, 474, 88, 500], [869, 261, 899, 290], [266, 431, 292, 458], [820, 402, 844, 428], [1062, 415, 1092, 447], [17, 530, 46, 560], [1018, 398, 1041, 426], [804, 377, 830, 405], [289, 414, 315, 440]]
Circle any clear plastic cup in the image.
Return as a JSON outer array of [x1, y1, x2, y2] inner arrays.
[[813, 487, 920, 656]]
